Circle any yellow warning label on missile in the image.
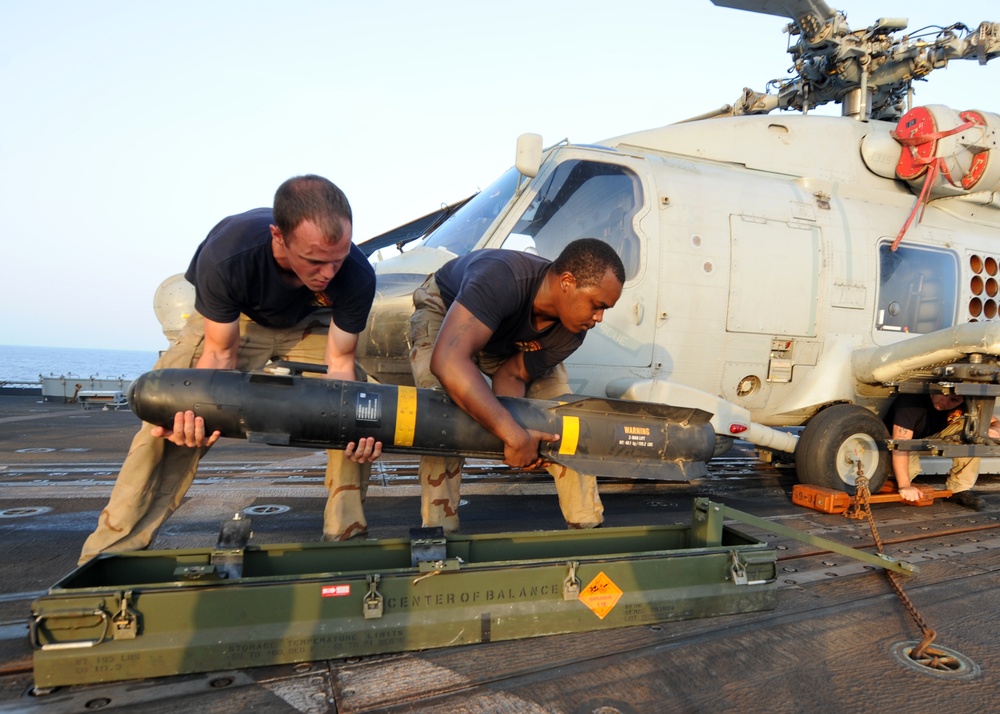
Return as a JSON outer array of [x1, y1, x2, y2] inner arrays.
[[559, 415, 579, 455], [394, 386, 417, 446], [578, 571, 623, 620]]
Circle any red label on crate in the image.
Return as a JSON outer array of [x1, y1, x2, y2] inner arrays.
[[321, 584, 351, 598]]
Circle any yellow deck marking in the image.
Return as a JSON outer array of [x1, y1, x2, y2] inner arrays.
[[559, 415, 579, 455], [394, 386, 417, 446], [578, 571, 623, 620]]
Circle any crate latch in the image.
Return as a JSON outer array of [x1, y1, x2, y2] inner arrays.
[[363, 574, 383, 619], [729, 550, 774, 586], [211, 513, 253, 580], [112, 590, 138, 640], [563, 561, 581, 600], [409, 526, 447, 567]]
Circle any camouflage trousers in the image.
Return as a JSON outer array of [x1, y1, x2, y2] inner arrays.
[[905, 419, 981, 493], [78, 312, 370, 565], [407, 276, 604, 534]]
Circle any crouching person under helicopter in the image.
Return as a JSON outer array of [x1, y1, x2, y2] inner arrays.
[[887, 392, 998, 511]]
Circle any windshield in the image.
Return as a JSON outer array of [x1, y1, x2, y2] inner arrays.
[[501, 159, 643, 280], [422, 168, 520, 256]]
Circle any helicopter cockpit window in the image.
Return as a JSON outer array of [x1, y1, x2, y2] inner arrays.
[[501, 160, 642, 280], [876, 243, 958, 334], [422, 167, 520, 257]]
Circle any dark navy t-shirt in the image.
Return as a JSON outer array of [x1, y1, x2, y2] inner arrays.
[[185, 208, 375, 333], [885, 393, 961, 438], [433, 250, 584, 378]]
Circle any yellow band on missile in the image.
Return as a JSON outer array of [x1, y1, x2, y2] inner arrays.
[[559, 415, 579, 455], [394, 386, 417, 446]]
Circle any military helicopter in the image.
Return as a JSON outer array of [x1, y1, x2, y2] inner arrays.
[[344, 0, 1000, 495]]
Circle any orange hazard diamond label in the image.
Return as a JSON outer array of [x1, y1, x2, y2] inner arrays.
[[578, 571, 623, 620]]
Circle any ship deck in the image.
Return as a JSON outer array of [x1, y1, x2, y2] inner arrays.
[[1, 395, 998, 713]]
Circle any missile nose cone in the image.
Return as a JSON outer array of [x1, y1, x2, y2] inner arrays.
[[125, 369, 247, 437], [128, 369, 204, 427], [126, 377, 138, 412], [127, 371, 158, 421]]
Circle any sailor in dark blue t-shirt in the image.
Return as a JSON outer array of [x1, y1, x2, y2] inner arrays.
[[408, 239, 626, 533], [80, 175, 381, 564]]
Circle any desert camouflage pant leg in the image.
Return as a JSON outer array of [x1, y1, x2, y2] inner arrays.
[[275, 323, 372, 542], [513, 361, 604, 529], [417, 455, 464, 535], [407, 276, 603, 532], [78, 316, 217, 564], [906, 419, 981, 494], [544, 461, 604, 528], [408, 276, 463, 533], [79, 313, 369, 564], [323, 452, 370, 540]]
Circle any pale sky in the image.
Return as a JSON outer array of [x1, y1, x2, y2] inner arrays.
[[2, 0, 997, 351]]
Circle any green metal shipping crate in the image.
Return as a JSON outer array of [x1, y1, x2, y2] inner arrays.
[[31, 500, 776, 687]]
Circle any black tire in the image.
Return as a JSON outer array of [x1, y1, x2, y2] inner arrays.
[[795, 404, 890, 494]]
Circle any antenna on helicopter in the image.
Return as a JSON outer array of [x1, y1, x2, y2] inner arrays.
[[711, 0, 1000, 120]]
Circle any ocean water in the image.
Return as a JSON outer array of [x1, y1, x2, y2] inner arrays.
[[0, 344, 160, 384]]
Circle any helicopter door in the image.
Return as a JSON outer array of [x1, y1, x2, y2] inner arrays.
[[496, 157, 654, 375], [727, 215, 821, 337]]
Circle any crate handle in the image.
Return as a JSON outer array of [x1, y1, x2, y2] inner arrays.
[[30, 608, 110, 650]]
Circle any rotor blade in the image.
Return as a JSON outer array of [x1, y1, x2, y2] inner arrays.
[[711, 0, 836, 25]]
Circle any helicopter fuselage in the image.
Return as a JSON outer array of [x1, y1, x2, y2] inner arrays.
[[356, 108, 1000, 491]]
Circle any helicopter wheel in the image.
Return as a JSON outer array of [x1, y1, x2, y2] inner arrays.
[[795, 404, 890, 494]]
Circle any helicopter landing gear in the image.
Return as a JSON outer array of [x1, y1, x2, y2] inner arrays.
[[795, 404, 890, 494]]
